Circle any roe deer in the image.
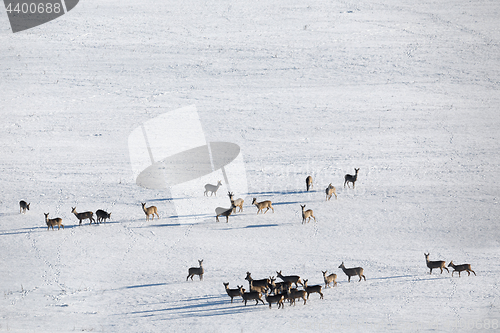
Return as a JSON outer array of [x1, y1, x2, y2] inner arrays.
[[288, 287, 307, 305], [96, 209, 111, 223], [276, 271, 303, 288], [245, 272, 269, 291], [306, 176, 313, 191], [326, 184, 337, 200], [44, 213, 64, 230], [265, 291, 284, 309], [228, 192, 244, 213], [71, 207, 95, 225], [223, 283, 242, 303], [187, 259, 204, 281], [344, 168, 360, 188], [424, 253, 449, 274], [322, 270, 337, 288], [338, 262, 366, 282], [141, 203, 159, 221], [19, 200, 30, 214], [204, 180, 222, 196], [252, 198, 274, 214], [239, 286, 265, 306], [448, 261, 476, 277], [304, 279, 323, 299], [300, 204, 316, 224], [215, 203, 236, 223]]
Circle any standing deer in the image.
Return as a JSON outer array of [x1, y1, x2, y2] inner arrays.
[[215, 203, 236, 222], [238, 286, 265, 306], [19, 200, 30, 214], [276, 271, 303, 288], [322, 270, 337, 288], [96, 209, 111, 223], [306, 176, 313, 191], [338, 262, 366, 282], [228, 192, 244, 213], [245, 272, 270, 292], [448, 261, 475, 277], [223, 283, 243, 303], [71, 207, 95, 225], [187, 259, 204, 281], [252, 198, 274, 214], [325, 184, 337, 200], [265, 291, 285, 309], [344, 168, 360, 188], [304, 279, 323, 299], [300, 204, 316, 224], [424, 253, 449, 274], [44, 213, 64, 230], [204, 180, 222, 196], [141, 203, 159, 221]]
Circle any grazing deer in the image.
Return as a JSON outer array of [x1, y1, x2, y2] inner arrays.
[[215, 203, 236, 223], [300, 204, 316, 224], [276, 271, 303, 288], [204, 180, 222, 196], [44, 213, 64, 230], [187, 259, 204, 281], [306, 176, 313, 191], [239, 286, 265, 306], [325, 183, 337, 200], [338, 262, 366, 282], [228, 192, 244, 213], [245, 272, 269, 292], [252, 198, 274, 214], [424, 253, 449, 274], [19, 200, 30, 214], [223, 283, 242, 303], [265, 291, 284, 309], [344, 168, 360, 188], [141, 203, 159, 221], [96, 209, 111, 223], [448, 261, 476, 277], [322, 270, 337, 288], [304, 279, 323, 299], [71, 207, 95, 225]]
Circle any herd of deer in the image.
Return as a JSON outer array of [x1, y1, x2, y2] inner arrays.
[[214, 168, 359, 223], [186, 253, 475, 309]]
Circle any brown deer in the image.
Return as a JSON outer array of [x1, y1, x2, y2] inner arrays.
[[44, 213, 64, 230], [325, 184, 337, 200], [304, 279, 323, 299], [252, 198, 274, 214], [448, 261, 476, 277], [306, 176, 313, 191], [228, 192, 244, 213], [71, 207, 95, 225], [276, 271, 303, 288], [300, 204, 316, 224], [322, 270, 337, 288], [96, 209, 111, 223], [141, 203, 159, 221], [223, 283, 242, 303], [187, 259, 204, 281], [215, 203, 236, 223], [344, 168, 360, 188], [338, 262, 366, 282], [19, 200, 30, 214], [424, 253, 449, 274], [239, 286, 265, 306]]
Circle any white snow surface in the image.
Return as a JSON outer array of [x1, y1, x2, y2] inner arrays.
[[1, 0, 500, 332]]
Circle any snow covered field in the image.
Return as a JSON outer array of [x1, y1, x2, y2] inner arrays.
[[1, 0, 499, 332]]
